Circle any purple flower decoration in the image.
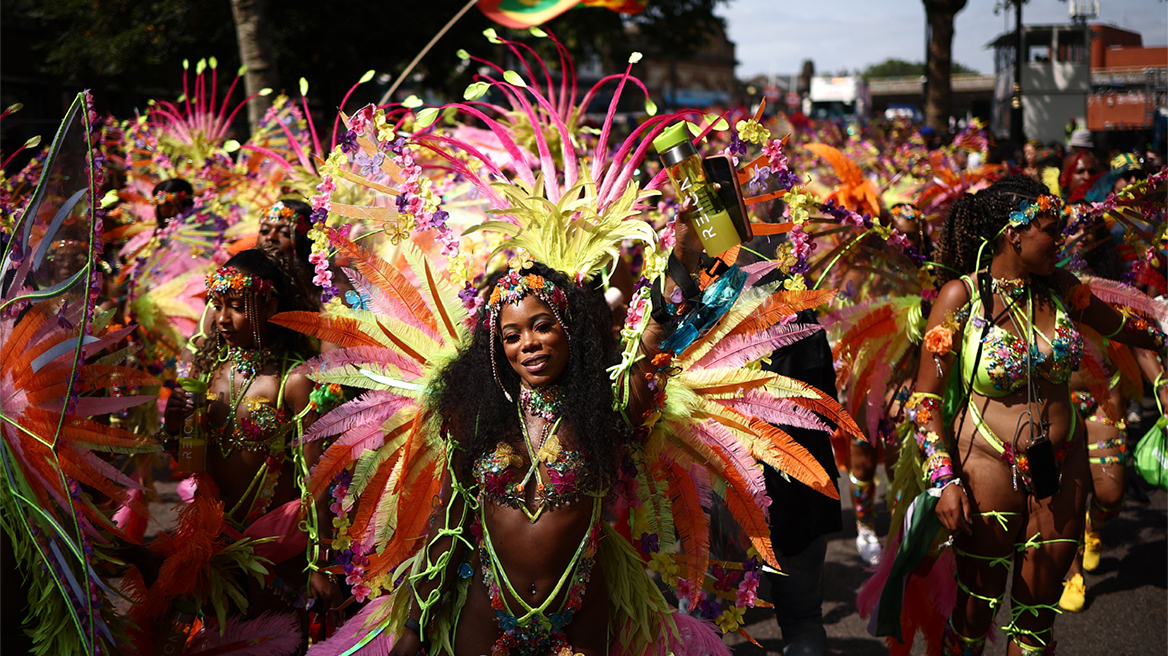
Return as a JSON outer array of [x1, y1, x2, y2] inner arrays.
[[639, 532, 660, 555], [728, 132, 748, 156], [338, 130, 359, 154], [747, 165, 771, 193]]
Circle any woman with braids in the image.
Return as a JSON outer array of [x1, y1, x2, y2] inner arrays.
[[902, 175, 1166, 654], [387, 214, 716, 656], [135, 248, 342, 651], [1056, 205, 1168, 612]]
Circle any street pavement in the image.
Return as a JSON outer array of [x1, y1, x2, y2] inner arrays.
[[725, 393, 1168, 656]]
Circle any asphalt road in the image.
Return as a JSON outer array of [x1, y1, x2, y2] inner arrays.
[[725, 402, 1168, 656]]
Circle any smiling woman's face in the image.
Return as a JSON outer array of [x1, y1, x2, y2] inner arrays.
[[499, 295, 570, 389]]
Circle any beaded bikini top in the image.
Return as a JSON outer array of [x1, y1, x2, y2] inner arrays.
[[472, 419, 601, 522]]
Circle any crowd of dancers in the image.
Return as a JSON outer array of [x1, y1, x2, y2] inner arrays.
[[1, 33, 1165, 656]]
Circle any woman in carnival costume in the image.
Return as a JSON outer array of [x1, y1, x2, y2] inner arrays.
[[1055, 198, 1168, 612], [882, 174, 1166, 655], [285, 31, 855, 656], [127, 247, 340, 653]]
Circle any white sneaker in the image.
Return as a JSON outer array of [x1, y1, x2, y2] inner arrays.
[[856, 525, 883, 566]]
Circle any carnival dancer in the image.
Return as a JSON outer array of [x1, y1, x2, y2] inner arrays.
[[1056, 203, 1168, 612], [902, 175, 1165, 654], [128, 248, 340, 653], [290, 32, 857, 656]]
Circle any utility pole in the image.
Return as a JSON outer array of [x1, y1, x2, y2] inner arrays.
[[1010, 0, 1024, 142]]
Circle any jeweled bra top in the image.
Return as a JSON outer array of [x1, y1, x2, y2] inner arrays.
[[473, 433, 596, 514], [959, 277, 1084, 397]]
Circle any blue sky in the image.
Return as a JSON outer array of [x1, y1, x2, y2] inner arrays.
[[717, 0, 1168, 79]]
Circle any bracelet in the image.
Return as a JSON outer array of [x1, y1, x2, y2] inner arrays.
[[153, 426, 177, 451], [1102, 312, 1127, 339], [650, 253, 701, 332], [404, 617, 422, 636], [928, 476, 966, 497]]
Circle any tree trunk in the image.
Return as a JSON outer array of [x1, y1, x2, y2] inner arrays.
[[923, 0, 968, 135], [230, 0, 279, 136]]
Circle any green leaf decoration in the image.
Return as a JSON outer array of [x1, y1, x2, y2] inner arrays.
[[237, 65, 248, 76], [258, 88, 273, 96], [223, 139, 241, 153], [464, 81, 490, 101], [299, 77, 310, 97], [629, 52, 643, 64], [456, 49, 470, 60], [529, 26, 548, 38], [23, 135, 41, 149], [359, 69, 376, 84], [175, 94, 186, 103], [705, 114, 729, 131], [415, 107, 440, 128], [183, 58, 190, 70], [6, 103, 23, 114], [401, 95, 424, 109], [196, 58, 206, 75], [645, 98, 658, 116], [503, 70, 526, 88], [483, 28, 502, 44], [209, 56, 218, 69]]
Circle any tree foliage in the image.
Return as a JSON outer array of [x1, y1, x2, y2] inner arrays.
[[862, 57, 979, 79], [5, 0, 728, 112]]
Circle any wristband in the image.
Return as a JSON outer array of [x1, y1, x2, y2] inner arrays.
[[404, 616, 422, 637]]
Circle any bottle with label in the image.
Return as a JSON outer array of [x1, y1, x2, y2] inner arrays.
[[177, 392, 205, 472], [652, 123, 742, 257]]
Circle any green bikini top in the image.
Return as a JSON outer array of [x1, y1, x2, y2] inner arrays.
[[959, 275, 1084, 398]]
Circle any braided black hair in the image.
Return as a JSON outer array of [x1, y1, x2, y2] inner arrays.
[[936, 174, 1052, 285], [430, 262, 630, 489]]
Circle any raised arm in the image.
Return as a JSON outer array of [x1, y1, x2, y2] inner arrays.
[[1061, 269, 1167, 356], [625, 199, 704, 423]]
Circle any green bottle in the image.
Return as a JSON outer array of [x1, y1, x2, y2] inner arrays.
[[652, 123, 742, 257]]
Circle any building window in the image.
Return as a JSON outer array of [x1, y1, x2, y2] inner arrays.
[[1027, 31, 1053, 63], [1059, 30, 1086, 63]]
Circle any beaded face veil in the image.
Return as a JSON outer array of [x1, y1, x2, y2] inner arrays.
[[206, 266, 277, 349], [487, 261, 572, 402]]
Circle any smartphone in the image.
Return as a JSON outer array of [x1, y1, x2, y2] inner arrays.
[[1028, 439, 1060, 499], [702, 155, 753, 244]]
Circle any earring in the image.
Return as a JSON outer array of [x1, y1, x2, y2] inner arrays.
[[489, 311, 513, 403], [248, 294, 262, 349]]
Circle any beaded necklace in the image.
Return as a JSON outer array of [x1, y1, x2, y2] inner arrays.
[[518, 385, 566, 422], [225, 346, 272, 379], [990, 275, 1028, 300]]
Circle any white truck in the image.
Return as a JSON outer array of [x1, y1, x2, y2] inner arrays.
[[803, 76, 871, 124]]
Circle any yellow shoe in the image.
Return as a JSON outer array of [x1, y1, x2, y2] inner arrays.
[[1083, 531, 1103, 572], [1059, 573, 1086, 612]]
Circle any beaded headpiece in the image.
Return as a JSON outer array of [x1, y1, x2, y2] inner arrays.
[[264, 201, 296, 222], [263, 200, 311, 236], [205, 266, 276, 298], [889, 204, 922, 223], [1006, 194, 1060, 229], [47, 239, 87, 260], [486, 255, 572, 402], [153, 190, 190, 206], [206, 265, 276, 349]]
